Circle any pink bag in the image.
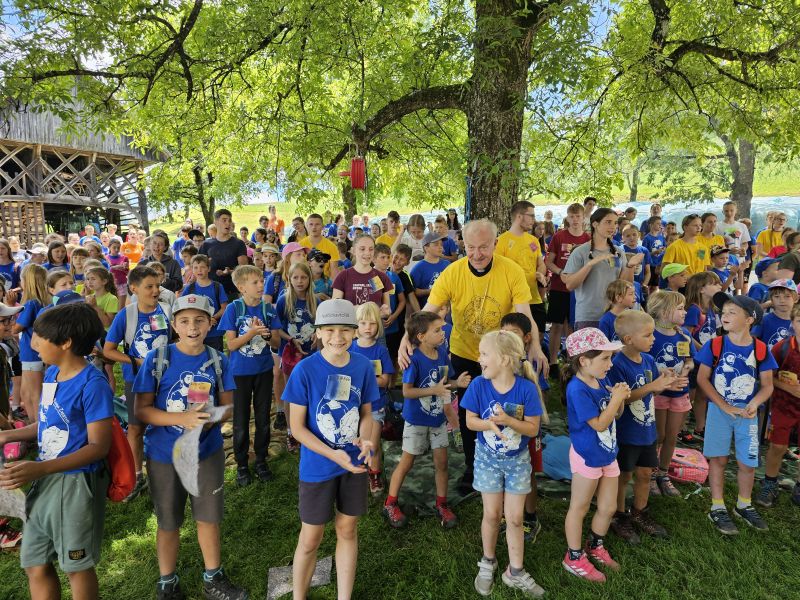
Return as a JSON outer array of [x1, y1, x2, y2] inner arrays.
[[3, 420, 28, 463], [668, 447, 709, 484]]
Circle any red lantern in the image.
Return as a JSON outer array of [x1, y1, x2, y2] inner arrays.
[[339, 156, 366, 190]]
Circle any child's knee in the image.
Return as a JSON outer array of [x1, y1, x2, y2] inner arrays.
[[334, 519, 358, 541], [433, 449, 448, 470], [483, 505, 503, 523], [738, 464, 755, 476], [25, 564, 54, 581], [297, 526, 324, 553]]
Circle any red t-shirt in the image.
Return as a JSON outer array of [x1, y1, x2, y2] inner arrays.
[[332, 268, 393, 306], [771, 337, 800, 417], [548, 229, 590, 292]]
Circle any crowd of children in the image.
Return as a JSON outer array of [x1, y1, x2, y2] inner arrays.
[[0, 201, 798, 600]]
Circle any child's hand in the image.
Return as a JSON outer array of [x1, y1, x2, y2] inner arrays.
[[354, 438, 374, 466], [86, 294, 96, 305], [380, 304, 391, 318], [331, 449, 368, 474], [607, 382, 630, 404], [292, 338, 307, 355], [669, 375, 689, 391], [486, 418, 507, 440], [490, 404, 512, 427], [0, 460, 45, 489], [652, 370, 678, 393], [742, 401, 759, 419], [455, 372, 471, 388], [722, 403, 744, 417], [627, 253, 644, 267], [429, 382, 449, 398], [179, 405, 210, 429], [248, 323, 270, 340]]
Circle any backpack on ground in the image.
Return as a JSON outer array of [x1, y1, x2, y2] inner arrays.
[[107, 415, 136, 502], [152, 344, 225, 394], [668, 447, 709, 484]]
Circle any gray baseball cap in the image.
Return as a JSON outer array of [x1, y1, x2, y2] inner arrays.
[[314, 299, 357, 328], [173, 294, 214, 317], [422, 231, 446, 246]]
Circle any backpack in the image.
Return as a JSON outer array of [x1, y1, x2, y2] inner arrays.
[[232, 297, 275, 327], [668, 447, 709, 484], [772, 335, 797, 369], [106, 415, 136, 502], [186, 280, 222, 309], [152, 344, 225, 394], [123, 301, 173, 373], [710, 335, 768, 371]]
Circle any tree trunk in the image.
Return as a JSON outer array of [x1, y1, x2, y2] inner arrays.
[[192, 165, 216, 226], [729, 139, 755, 219], [628, 162, 640, 203], [342, 183, 356, 221], [183, 202, 190, 220]]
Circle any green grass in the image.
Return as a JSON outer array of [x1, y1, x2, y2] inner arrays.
[[2, 384, 799, 599]]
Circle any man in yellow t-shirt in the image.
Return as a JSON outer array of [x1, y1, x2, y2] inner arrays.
[[375, 210, 400, 248], [300, 213, 340, 279], [397, 219, 547, 494], [496, 200, 547, 336]]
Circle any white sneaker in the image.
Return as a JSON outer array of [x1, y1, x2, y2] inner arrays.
[[474, 557, 497, 596], [502, 567, 546, 598]]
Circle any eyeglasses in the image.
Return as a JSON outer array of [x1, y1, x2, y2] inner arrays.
[[0, 316, 15, 326]]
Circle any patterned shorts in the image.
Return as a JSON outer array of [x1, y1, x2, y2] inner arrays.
[[473, 442, 532, 495]]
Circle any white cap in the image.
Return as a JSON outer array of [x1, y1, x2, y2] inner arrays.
[[0, 303, 23, 317], [172, 294, 214, 317]]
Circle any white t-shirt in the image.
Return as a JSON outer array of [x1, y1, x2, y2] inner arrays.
[[715, 220, 751, 249], [399, 231, 426, 263]]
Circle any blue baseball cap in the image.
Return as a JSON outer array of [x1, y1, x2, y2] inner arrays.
[[755, 257, 780, 279], [713, 292, 764, 325], [52, 290, 83, 306]]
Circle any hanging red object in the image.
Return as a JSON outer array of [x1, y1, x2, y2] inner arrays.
[[339, 156, 366, 190]]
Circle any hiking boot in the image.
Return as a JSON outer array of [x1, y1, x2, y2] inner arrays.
[[708, 509, 739, 535], [236, 466, 252, 487], [610, 512, 640, 545], [450, 430, 464, 452], [382, 502, 408, 528], [523, 518, 542, 544], [474, 557, 497, 596], [649, 474, 661, 497], [286, 436, 299, 453], [755, 479, 779, 508], [585, 543, 620, 571], [123, 472, 148, 502], [368, 471, 384, 495], [630, 507, 668, 538], [562, 551, 605, 583], [656, 475, 681, 497], [254, 462, 273, 483], [273, 412, 287, 431], [501, 567, 545, 598], [436, 503, 458, 529], [792, 482, 800, 506], [156, 579, 185, 600], [203, 571, 248, 600], [733, 505, 768, 531]]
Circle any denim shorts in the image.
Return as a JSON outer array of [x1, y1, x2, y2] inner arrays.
[[473, 442, 532, 495], [703, 402, 759, 468], [21, 361, 45, 372]]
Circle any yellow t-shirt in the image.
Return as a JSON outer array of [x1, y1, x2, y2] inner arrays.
[[697, 234, 725, 251], [300, 236, 340, 278], [662, 238, 709, 275], [428, 254, 532, 361], [495, 231, 543, 305], [756, 229, 783, 256], [375, 233, 398, 248]]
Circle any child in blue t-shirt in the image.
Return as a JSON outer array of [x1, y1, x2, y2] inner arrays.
[[562, 327, 628, 583], [282, 299, 378, 600], [462, 330, 545, 597], [749, 258, 780, 307], [751, 279, 797, 349], [373, 243, 407, 373], [350, 302, 394, 496], [598, 279, 636, 343], [696, 293, 777, 535], [133, 294, 245, 599], [384, 311, 470, 529], [622, 226, 651, 288], [607, 311, 678, 544], [0, 303, 112, 597], [104, 265, 172, 498], [409, 235, 450, 302], [642, 216, 666, 290], [709, 245, 743, 292], [219, 265, 282, 486], [181, 254, 228, 352]]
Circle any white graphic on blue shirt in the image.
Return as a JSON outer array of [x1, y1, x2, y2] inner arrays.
[[418, 367, 445, 416], [480, 404, 522, 454], [596, 396, 616, 452], [164, 368, 215, 431], [654, 342, 686, 376], [713, 351, 757, 402], [768, 327, 791, 350], [236, 316, 267, 357], [316, 375, 361, 448], [628, 371, 655, 427], [133, 320, 168, 358]]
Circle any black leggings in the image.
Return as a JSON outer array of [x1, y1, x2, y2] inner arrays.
[[452, 354, 484, 482], [233, 371, 274, 467]]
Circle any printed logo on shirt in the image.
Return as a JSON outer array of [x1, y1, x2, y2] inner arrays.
[[767, 327, 791, 350], [480, 403, 523, 454], [133, 319, 168, 359], [316, 375, 361, 448], [596, 396, 617, 452], [713, 351, 757, 403], [237, 315, 268, 357], [165, 368, 216, 430], [628, 372, 655, 427], [655, 343, 687, 378], [418, 368, 445, 416]]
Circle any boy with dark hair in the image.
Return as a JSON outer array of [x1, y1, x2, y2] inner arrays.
[[0, 303, 112, 600], [376, 210, 401, 248], [182, 255, 229, 352], [134, 294, 245, 600]]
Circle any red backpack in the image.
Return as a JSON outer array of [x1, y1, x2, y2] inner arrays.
[[106, 416, 136, 502], [710, 335, 768, 370]]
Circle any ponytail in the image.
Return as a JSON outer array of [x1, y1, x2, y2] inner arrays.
[[520, 359, 549, 425]]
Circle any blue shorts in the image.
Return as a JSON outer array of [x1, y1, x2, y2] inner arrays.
[[473, 442, 532, 495], [703, 402, 759, 468]]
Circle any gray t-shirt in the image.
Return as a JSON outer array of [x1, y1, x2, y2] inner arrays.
[[563, 241, 628, 323]]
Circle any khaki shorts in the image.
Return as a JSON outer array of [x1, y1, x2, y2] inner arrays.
[[402, 423, 448, 455], [21, 468, 108, 573]]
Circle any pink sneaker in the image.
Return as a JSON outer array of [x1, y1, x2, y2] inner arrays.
[[585, 543, 620, 571], [562, 551, 606, 583]]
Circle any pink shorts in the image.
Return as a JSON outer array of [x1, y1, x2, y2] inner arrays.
[[654, 393, 692, 413], [569, 446, 620, 480]]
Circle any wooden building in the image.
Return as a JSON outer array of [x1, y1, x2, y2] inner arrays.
[[0, 108, 159, 247]]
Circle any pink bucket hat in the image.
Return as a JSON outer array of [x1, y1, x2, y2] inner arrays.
[[281, 242, 310, 259], [566, 328, 623, 357]]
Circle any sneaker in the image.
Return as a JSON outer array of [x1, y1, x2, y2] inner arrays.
[[708, 508, 739, 535], [733, 505, 768, 531], [755, 479, 779, 508], [585, 543, 620, 571], [254, 462, 273, 483], [792, 482, 800, 506], [610, 512, 640, 545], [123, 473, 148, 502], [523, 518, 542, 544], [474, 557, 497, 596], [692, 428, 705, 442], [273, 412, 287, 431], [236, 466, 252, 487], [0, 526, 22, 549], [630, 507, 668, 538], [286, 435, 299, 453], [436, 503, 458, 529], [451, 430, 464, 453], [203, 571, 248, 600], [368, 471, 384, 495], [562, 551, 606, 583], [382, 502, 408, 528], [656, 475, 681, 497], [501, 567, 545, 598], [157, 580, 185, 600], [649, 475, 661, 497], [677, 430, 696, 445]]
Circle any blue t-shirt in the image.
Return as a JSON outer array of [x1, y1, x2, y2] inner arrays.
[[133, 345, 235, 463], [313, 277, 333, 299], [106, 304, 171, 382], [79, 235, 102, 246], [275, 296, 315, 354], [349, 340, 394, 411], [695, 336, 778, 407], [711, 267, 731, 290], [263, 271, 285, 300], [409, 259, 449, 291], [283, 351, 379, 482], [402, 346, 453, 427], [0, 262, 19, 292], [752, 313, 793, 351], [566, 377, 618, 467], [43, 262, 69, 273], [748, 282, 769, 304], [685, 304, 718, 345], [38, 364, 114, 473], [623, 244, 651, 285], [642, 234, 666, 266], [339, 258, 353, 270], [634, 282, 645, 309], [325, 223, 338, 238], [384, 269, 404, 335], [652, 328, 696, 396], [172, 238, 188, 266], [442, 237, 458, 257], [607, 352, 658, 446], [219, 300, 282, 376], [17, 299, 45, 362], [180, 281, 229, 339], [598, 311, 620, 342], [460, 375, 543, 457]]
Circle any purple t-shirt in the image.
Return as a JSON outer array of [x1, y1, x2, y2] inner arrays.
[[332, 267, 393, 306]]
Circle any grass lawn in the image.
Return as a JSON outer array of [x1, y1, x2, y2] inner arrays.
[[2, 382, 799, 600]]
